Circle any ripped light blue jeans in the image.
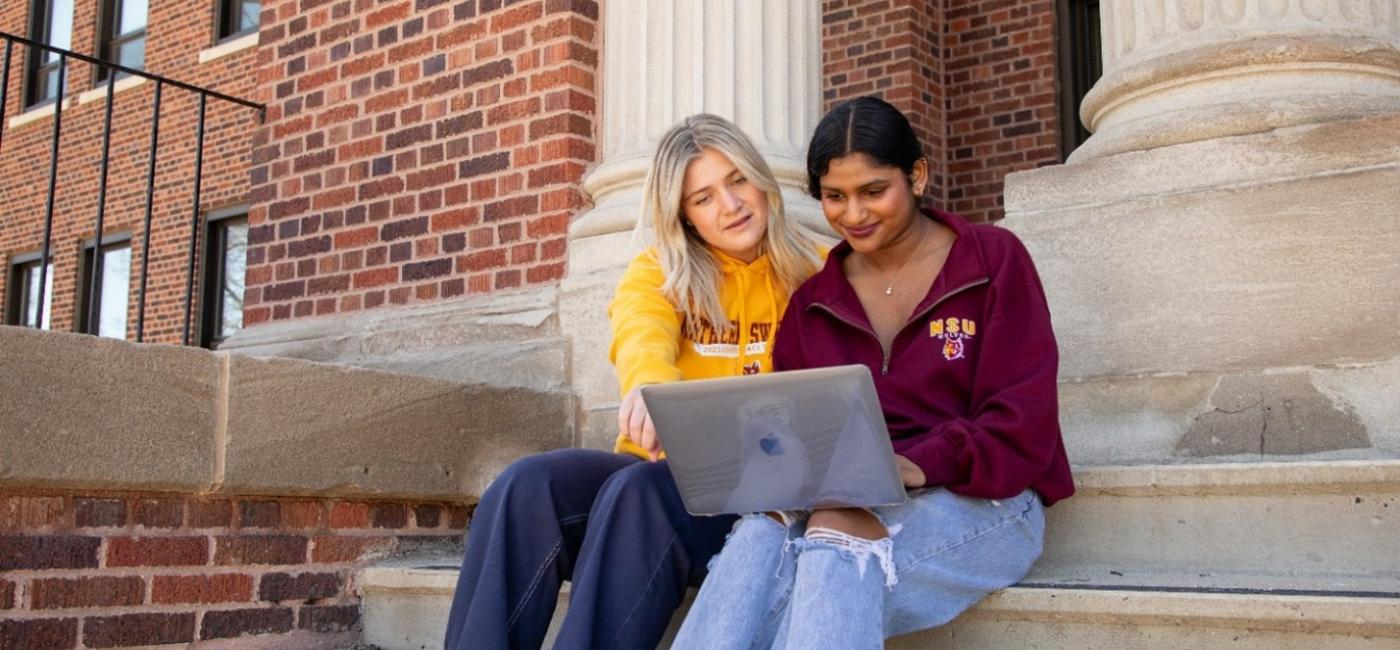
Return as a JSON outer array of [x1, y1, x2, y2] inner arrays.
[[670, 487, 1045, 650]]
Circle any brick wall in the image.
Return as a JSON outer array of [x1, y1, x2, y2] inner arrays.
[[821, 0, 1062, 223], [943, 0, 1060, 223], [0, 1, 260, 344], [242, 0, 599, 326], [823, 0, 946, 199], [0, 492, 468, 649]]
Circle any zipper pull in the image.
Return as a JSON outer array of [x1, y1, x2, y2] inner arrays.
[[881, 358, 890, 375]]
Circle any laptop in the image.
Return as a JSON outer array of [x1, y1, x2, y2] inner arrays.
[[641, 365, 908, 516]]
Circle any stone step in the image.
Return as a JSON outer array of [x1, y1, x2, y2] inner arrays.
[[1036, 458, 1400, 580], [355, 562, 1400, 650], [355, 458, 1400, 649]]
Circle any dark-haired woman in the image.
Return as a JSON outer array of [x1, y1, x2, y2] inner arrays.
[[671, 96, 1074, 649]]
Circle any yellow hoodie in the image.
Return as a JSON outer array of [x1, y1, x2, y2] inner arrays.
[[608, 247, 790, 460]]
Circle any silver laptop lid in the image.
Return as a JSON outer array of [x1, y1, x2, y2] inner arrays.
[[642, 365, 907, 516]]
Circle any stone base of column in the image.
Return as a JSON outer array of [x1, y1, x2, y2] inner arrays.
[[1002, 112, 1400, 463]]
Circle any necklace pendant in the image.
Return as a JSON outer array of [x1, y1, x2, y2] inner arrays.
[[884, 286, 894, 296]]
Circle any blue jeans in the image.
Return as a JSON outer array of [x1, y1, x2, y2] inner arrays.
[[671, 488, 1045, 650], [443, 448, 737, 650]]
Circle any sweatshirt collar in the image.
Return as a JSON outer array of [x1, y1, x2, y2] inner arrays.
[[807, 208, 989, 325]]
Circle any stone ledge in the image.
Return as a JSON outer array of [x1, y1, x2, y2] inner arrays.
[[0, 327, 219, 493], [0, 326, 573, 501]]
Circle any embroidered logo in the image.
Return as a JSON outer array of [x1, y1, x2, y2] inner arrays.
[[930, 317, 976, 361], [742, 361, 762, 375]]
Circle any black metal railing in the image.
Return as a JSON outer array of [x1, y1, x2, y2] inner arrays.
[[0, 30, 264, 345]]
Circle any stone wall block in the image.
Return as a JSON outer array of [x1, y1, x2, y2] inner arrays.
[[0, 327, 218, 492], [221, 355, 574, 501]]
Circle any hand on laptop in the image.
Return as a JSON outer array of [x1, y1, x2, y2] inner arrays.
[[620, 386, 663, 461], [894, 455, 926, 488]]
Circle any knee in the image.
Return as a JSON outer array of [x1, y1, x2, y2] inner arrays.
[[807, 508, 888, 541], [480, 453, 557, 506], [598, 460, 668, 499]]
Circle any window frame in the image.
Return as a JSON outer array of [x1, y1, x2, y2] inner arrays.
[[214, 0, 260, 45], [199, 206, 249, 349], [6, 252, 55, 329], [24, 0, 72, 109], [1056, 0, 1103, 160], [95, 0, 147, 83], [75, 234, 133, 338]]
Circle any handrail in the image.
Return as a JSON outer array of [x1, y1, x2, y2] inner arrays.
[[0, 30, 265, 112], [1, 29, 264, 345]]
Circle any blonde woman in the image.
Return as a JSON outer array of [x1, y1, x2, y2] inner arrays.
[[444, 114, 821, 650]]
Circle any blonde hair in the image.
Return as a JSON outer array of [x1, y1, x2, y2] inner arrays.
[[635, 114, 821, 335]]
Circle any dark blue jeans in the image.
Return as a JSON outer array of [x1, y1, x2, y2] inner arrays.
[[443, 448, 737, 650]]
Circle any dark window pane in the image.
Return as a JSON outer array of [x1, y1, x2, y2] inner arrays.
[[220, 220, 247, 339], [21, 263, 54, 329]]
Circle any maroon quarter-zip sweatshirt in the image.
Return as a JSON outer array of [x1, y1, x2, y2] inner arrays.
[[772, 209, 1074, 506]]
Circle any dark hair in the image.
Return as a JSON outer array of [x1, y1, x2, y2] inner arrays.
[[806, 96, 925, 199]]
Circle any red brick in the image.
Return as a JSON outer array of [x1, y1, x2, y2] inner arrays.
[[152, 573, 254, 604], [527, 261, 566, 283], [366, 1, 411, 28], [353, 267, 399, 289], [447, 504, 472, 529], [84, 613, 195, 648], [0, 619, 78, 649], [214, 535, 308, 566], [461, 249, 508, 272], [370, 503, 408, 529], [0, 535, 100, 570], [281, 500, 326, 529], [329, 502, 370, 528], [0, 496, 68, 531], [490, 1, 544, 31], [311, 535, 396, 562], [0, 578, 13, 609], [431, 208, 481, 232], [259, 571, 344, 601], [73, 497, 126, 528], [107, 536, 209, 567], [299, 603, 361, 632], [413, 505, 442, 528], [131, 501, 183, 529], [336, 225, 381, 248], [201, 607, 295, 640], [31, 576, 145, 609]]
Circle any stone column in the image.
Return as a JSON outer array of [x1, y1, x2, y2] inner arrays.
[[1072, 0, 1400, 161], [561, 0, 825, 449], [1001, 0, 1400, 462]]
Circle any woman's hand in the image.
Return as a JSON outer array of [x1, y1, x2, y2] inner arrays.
[[618, 386, 663, 461], [894, 454, 926, 488]]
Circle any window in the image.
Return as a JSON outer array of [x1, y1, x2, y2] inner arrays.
[[24, 0, 74, 108], [216, 0, 261, 42], [6, 256, 54, 329], [96, 0, 147, 81], [76, 239, 132, 339], [200, 212, 248, 348], [1056, 0, 1103, 158]]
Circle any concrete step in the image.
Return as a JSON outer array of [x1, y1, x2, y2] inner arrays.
[[355, 562, 1400, 649], [1035, 457, 1400, 580], [355, 458, 1400, 649]]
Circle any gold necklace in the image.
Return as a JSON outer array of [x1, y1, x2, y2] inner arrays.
[[882, 225, 930, 297], [880, 225, 953, 297]]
